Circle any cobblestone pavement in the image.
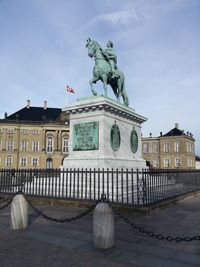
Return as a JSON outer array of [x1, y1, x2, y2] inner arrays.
[[1, 196, 200, 267]]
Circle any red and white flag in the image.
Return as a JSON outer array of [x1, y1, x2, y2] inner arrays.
[[65, 85, 75, 94]]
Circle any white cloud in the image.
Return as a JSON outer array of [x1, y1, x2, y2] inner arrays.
[[93, 9, 139, 26]]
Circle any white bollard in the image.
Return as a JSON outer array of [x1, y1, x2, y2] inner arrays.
[[11, 194, 28, 230], [93, 202, 114, 249]]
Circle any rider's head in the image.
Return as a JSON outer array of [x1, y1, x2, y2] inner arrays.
[[107, 41, 113, 48]]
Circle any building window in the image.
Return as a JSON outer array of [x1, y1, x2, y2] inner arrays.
[[32, 141, 39, 152], [21, 141, 28, 151], [163, 142, 169, 153], [164, 158, 170, 168], [21, 129, 29, 134], [46, 158, 53, 169], [62, 137, 68, 153], [191, 143, 195, 153], [7, 140, 14, 151], [32, 157, 39, 167], [153, 158, 159, 168], [187, 142, 194, 153], [143, 143, 149, 153], [187, 159, 194, 168], [20, 157, 27, 167], [46, 136, 54, 153], [174, 141, 180, 152], [175, 158, 181, 168], [6, 128, 14, 134], [189, 143, 192, 153], [5, 156, 13, 167], [32, 129, 40, 135], [152, 142, 159, 153]]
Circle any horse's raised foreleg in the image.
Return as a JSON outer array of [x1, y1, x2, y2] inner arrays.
[[89, 77, 99, 96]]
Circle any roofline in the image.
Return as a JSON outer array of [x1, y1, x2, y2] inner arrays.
[[0, 119, 66, 125]]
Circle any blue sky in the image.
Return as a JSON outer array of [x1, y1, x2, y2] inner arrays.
[[0, 0, 200, 155]]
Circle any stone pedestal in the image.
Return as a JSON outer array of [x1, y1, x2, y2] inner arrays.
[[11, 194, 28, 230], [62, 95, 147, 169], [93, 202, 114, 249]]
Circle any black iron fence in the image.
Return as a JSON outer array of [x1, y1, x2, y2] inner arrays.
[[0, 168, 200, 206]]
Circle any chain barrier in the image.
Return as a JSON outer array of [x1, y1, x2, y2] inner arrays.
[[24, 195, 98, 223], [0, 190, 22, 211], [97, 195, 200, 243], [111, 205, 200, 243], [0, 197, 13, 211], [2, 191, 200, 242]]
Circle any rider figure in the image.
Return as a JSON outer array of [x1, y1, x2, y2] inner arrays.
[[102, 41, 118, 78]]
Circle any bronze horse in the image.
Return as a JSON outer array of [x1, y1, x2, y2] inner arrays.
[[86, 39, 129, 106]]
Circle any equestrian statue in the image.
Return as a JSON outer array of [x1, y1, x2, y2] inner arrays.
[[86, 38, 129, 106]]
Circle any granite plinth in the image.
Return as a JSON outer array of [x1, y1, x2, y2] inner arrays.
[[62, 95, 147, 170]]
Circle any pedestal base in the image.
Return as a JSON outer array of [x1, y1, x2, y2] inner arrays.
[[62, 96, 147, 170]]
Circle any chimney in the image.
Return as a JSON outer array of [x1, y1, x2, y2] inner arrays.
[[44, 101, 47, 110], [175, 123, 179, 129], [160, 131, 162, 136], [26, 99, 30, 109]]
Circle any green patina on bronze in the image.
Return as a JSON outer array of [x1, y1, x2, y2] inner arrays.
[[130, 128, 138, 153], [86, 38, 129, 106], [110, 121, 121, 151], [73, 122, 99, 151]]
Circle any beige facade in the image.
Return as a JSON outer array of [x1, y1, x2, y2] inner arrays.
[[0, 102, 69, 169], [142, 124, 195, 169], [0, 122, 69, 169]]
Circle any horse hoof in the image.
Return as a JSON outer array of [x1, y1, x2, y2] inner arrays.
[[92, 90, 97, 96]]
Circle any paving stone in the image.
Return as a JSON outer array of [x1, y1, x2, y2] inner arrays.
[[1, 196, 200, 266]]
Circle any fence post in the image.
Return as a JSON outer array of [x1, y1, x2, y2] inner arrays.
[[93, 201, 114, 249], [11, 194, 28, 230]]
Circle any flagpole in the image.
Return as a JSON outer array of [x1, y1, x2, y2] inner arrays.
[[66, 89, 68, 107], [65, 85, 75, 107]]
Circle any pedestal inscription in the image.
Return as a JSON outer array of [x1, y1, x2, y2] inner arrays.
[[73, 121, 99, 151]]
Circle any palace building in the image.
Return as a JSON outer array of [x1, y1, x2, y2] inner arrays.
[[142, 123, 196, 169], [0, 100, 69, 169]]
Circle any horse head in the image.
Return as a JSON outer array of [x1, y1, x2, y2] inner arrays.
[[86, 39, 99, 58]]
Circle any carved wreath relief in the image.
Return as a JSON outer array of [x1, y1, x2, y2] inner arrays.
[[110, 121, 121, 151], [130, 128, 138, 153]]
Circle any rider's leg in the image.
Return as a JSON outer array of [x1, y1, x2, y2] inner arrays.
[[110, 61, 115, 78]]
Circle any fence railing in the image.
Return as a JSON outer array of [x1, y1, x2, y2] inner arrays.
[[0, 168, 200, 206]]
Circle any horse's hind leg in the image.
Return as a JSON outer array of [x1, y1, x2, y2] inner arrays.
[[89, 77, 98, 96]]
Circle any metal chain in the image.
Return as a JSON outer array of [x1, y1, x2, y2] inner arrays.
[[24, 195, 98, 223], [0, 191, 22, 211], [0, 197, 13, 211], [112, 206, 200, 242], [2, 192, 200, 242], [1, 191, 200, 242]]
